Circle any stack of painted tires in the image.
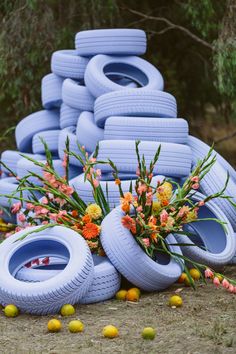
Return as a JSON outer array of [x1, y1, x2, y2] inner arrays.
[[0, 29, 236, 315]]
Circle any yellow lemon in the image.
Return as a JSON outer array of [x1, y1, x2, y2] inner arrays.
[[102, 325, 119, 338], [169, 295, 183, 308], [115, 290, 127, 301], [60, 304, 75, 316], [129, 287, 141, 296], [142, 327, 156, 340], [126, 289, 140, 302], [47, 319, 62, 332], [189, 268, 201, 281], [177, 272, 187, 283], [4, 304, 19, 317], [184, 276, 194, 287], [68, 320, 84, 333]]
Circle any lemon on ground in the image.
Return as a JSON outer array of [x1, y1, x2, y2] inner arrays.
[[60, 304, 75, 316], [47, 319, 62, 332], [169, 295, 183, 308], [4, 304, 19, 317], [177, 272, 187, 283], [102, 325, 119, 338], [184, 275, 195, 287], [142, 327, 156, 340], [189, 268, 201, 281], [126, 288, 140, 302], [68, 320, 84, 333], [115, 289, 127, 301], [129, 287, 141, 296]]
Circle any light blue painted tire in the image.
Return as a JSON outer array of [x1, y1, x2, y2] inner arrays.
[[188, 135, 236, 183], [16, 255, 121, 304], [85, 55, 164, 98], [62, 78, 94, 111], [0, 177, 29, 208], [41, 73, 64, 109], [101, 206, 183, 291], [60, 103, 81, 129], [96, 140, 191, 177], [76, 112, 104, 152], [15, 110, 60, 152], [51, 50, 89, 79], [70, 174, 164, 208], [32, 130, 60, 155], [189, 136, 236, 230], [0, 225, 94, 314], [174, 192, 236, 268], [0, 150, 45, 174], [58, 127, 84, 167], [75, 29, 147, 56], [105, 117, 189, 143], [94, 89, 177, 127]]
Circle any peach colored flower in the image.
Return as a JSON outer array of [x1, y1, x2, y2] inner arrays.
[[93, 179, 100, 188], [191, 176, 199, 183], [222, 278, 230, 289], [198, 200, 205, 206], [11, 202, 21, 214], [142, 238, 150, 247], [18, 213, 26, 223], [34, 206, 49, 216], [137, 182, 147, 195], [228, 284, 234, 293], [122, 215, 136, 234], [160, 210, 169, 225], [41, 197, 48, 204], [115, 179, 121, 185], [62, 153, 68, 168], [213, 277, 220, 286], [205, 268, 214, 278]]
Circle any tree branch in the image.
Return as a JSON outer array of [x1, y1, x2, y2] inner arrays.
[[125, 8, 213, 50], [214, 130, 236, 144]]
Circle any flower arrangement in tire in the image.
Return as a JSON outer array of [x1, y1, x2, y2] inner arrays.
[[100, 141, 236, 292], [0, 138, 110, 256]]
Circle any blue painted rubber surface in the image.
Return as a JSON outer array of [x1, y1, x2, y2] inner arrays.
[[32, 130, 60, 155], [0, 150, 45, 174], [0, 177, 29, 208], [75, 29, 147, 56], [85, 55, 164, 98], [15, 110, 60, 152], [94, 89, 177, 127], [60, 103, 81, 129], [101, 206, 183, 291], [62, 78, 94, 111], [58, 127, 84, 167], [41, 73, 64, 109], [96, 140, 191, 177], [0, 225, 94, 314], [76, 112, 104, 152], [51, 50, 89, 79], [174, 192, 236, 268]]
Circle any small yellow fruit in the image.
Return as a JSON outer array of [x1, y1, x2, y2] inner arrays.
[[68, 320, 84, 333], [60, 304, 75, 316], [216, 274, 223, 282], [177, 272, 187, 283], [102, 325, 119, 338], [115, 290, 127, 301], [126, 289, 140, 302], [184, 276, 194, 287], [169, 295, 183, 308], [4, 304, 19, 317], [47, 319, 62, 332], [189, 268, 201, 281], [142, 327, 156, 340], [129, 287, 141, 296]]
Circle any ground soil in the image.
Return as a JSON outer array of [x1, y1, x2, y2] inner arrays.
[[0, 266, 235, 354]]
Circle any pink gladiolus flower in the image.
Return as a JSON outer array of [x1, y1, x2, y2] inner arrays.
[[59, 184, 74, 196], [18, 213, 26, 223], [142, 238, 150, 247], [89, 157, 96, 163], [137, 183, 147, 195], [26, 203, 34, 210], [136, 206, 143, 213], [213, 277, 220, 286], [192, 183, 199, 190], [96, 169, 102, 177], [93, 179, 100, 188], [42, 221, 49, 225], [222, 278, 230, 289], [0, 209, 3, 215], [62, 153, 68, 168], [191, 176, 199, 183], [228, 284, 234, 293], [41, 197, 48, 204], [198, 200, 205, 206], [34, 206, 49, 216], [160, 210, 169, 224], [5, 232, 14, 238], [205, 268, 214, 278], [11, 202, 21, 214], [49, 213, 58, 221], [146, 192, 153, 206]]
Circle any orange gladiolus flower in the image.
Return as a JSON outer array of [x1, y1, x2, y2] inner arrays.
[[115, 179, 121, 185], [82, 223, 100, 240]]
